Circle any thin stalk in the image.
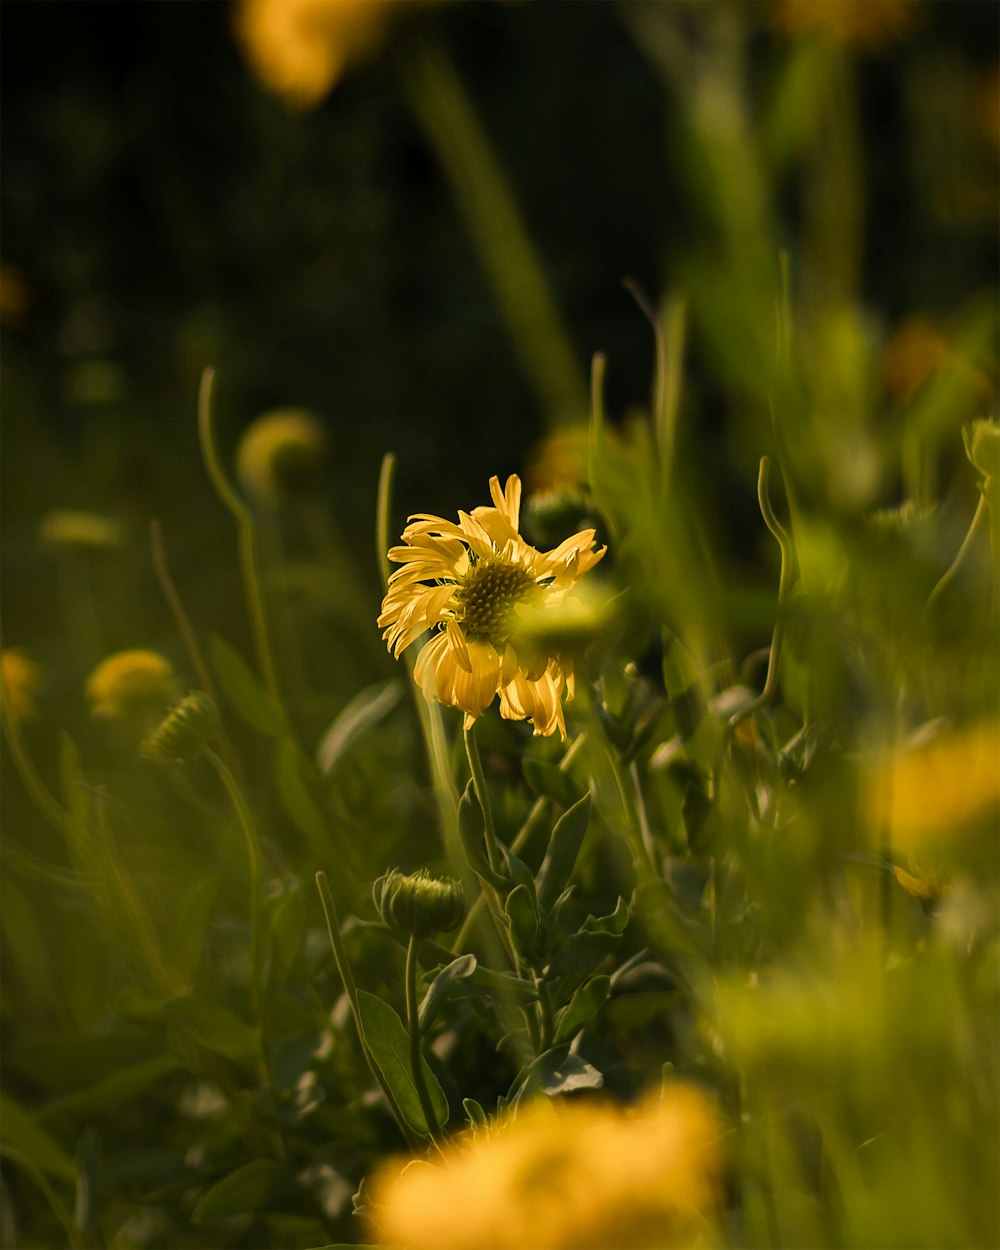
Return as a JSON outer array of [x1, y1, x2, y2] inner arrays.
[[315, 871, 417, 1148], [197, 368, 283, 715], [463, 722, 504, 877], [0, 1146, 86, 1250], [0, 702, 68, 837], [149, 518, 237, 773], [450, 732, 587, 954], [405, 934, 443, 1143], [925, 493, 988, 612], [628, 758, 658, 868], [729, 457, 794, 732], [205, 747, 264, 1024]]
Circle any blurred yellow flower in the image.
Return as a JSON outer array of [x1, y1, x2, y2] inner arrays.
[[235, 408, 328, 503], [378, 474, 605, 737], [872, 723, 1000, 854], [234, 0, 397, 109], [882, 316, 950, 405], [1, 649, 42, 724], [86, 651, 178, 722], [773, 0, 920, 52], [39, 510, 125, 553], [526, 426, 591, 494], [368, 1086, 724, 1250]]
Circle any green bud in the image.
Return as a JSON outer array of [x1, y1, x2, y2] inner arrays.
[[373, 868, 466, 937], [140, 692, 220, 763], [523, 486, 597, 549]]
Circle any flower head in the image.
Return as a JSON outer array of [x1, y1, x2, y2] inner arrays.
[[367, 1085, 724, 1250], [86, 651, 178, 722], [1, 649, 42, 723], [39, 510, 124, 554], [236, 408, 328, 503], [373, 868, 466, 936], [378, 475, 606, 737], [140, 692, 220, 764]]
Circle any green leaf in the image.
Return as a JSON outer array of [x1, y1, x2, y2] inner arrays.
[[163, 996, 261, 1061], [0, 1093, 75, 1180], [504, 884, 541, 964], [355, 991, 448, 1136], [462, 1098, 488, 1127], [191, 1158, 283, 1223], [315, 680, 402, 776], [523, 758, 584, 810], [209, 634, 285, 737], [508, 1045, 603, 1106], [581, 896, 630, 936], [174, 876, 219, 983], [418, 954, 477, 1034], [535, 793, 592, 911], [547, 931, 621, 1008], [554, 974, 611, 1044]]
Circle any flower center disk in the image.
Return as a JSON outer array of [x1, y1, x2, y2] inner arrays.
[[454, 558, 536, 646]]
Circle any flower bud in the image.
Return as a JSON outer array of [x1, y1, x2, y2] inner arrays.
[[373, 868, 465, 937], [236, 408, 327, 503], [140, 692, 220, 763]]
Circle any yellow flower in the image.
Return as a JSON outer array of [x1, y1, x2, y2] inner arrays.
[[378, 474, 606, 737], [871, 722, 1000, 855], [1, 649, 42, 723], [39, 510, 124, 553], [773, 0, 920, 52], [86, 651, 178, 722], [235, 408, 328, 503], [368, 1086, 724, 1250], [234, 0, 397, 110]]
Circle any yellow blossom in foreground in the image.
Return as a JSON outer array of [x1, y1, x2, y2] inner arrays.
[[871, 722, 1000, 854], [1, 649, 42, 723], [378, 474, 606, 737], [236, 408, 328, 503], [773, 0, 920, 51], [86, 651, 178, 722], [234, 0, 397, 110], [367, 1087, 725, 1250]]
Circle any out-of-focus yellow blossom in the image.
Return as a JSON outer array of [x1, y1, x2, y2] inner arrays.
[[773, 0, 920, 52], [378, 474, 605, 737], [894, 859, 950, 907], [234, 0, 398, 110], [526, 426, 590, 494], [871, 723, 1000, 854], [367, 1086, 725, 1250], [235, 408, 328, 503], [39, 510, 125, 553], [86, 651, 178, 722], [882, 316, 950, 405], [1, 649, 42, 723]]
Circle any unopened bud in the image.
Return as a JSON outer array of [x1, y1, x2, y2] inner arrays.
[[141, 692, 220, 763], [373, 868, 465, 937]]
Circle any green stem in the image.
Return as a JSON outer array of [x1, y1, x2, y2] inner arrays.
[[464, 722, 504, 877], [197, 368, 283, 716], [315, 872, 417, 1148], [205, 747, 264, 1024], [0, 1146, 86, 1250], [406, 934, 442, 1143], [0, 701, 69, 837], [729, 456, 794, 732], [925, 492, 988, 612]]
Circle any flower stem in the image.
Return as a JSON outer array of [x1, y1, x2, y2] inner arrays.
[[925, 493, 988, 612], [315, 871, 417, 1148], [464, 722, 504, 877], [406, 933, 443, 1143], [205, 747, 264, 1024], [197, 368, 284, 719]]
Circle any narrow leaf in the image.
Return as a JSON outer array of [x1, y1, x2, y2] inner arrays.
[[355, 991, 448, 1136], [316, 681, 402, 776], [209, 634, 285, 737], [418, 954, 477, 1034], [523, 758, 583, 809], [535, 793, 592, 911], [554, 974, 611, 1044], [163, 996, 261, 1061], [192, 1158, 283, 1224], [508, 1045, 603, 1106], [0, 1093, 75, 1180]]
